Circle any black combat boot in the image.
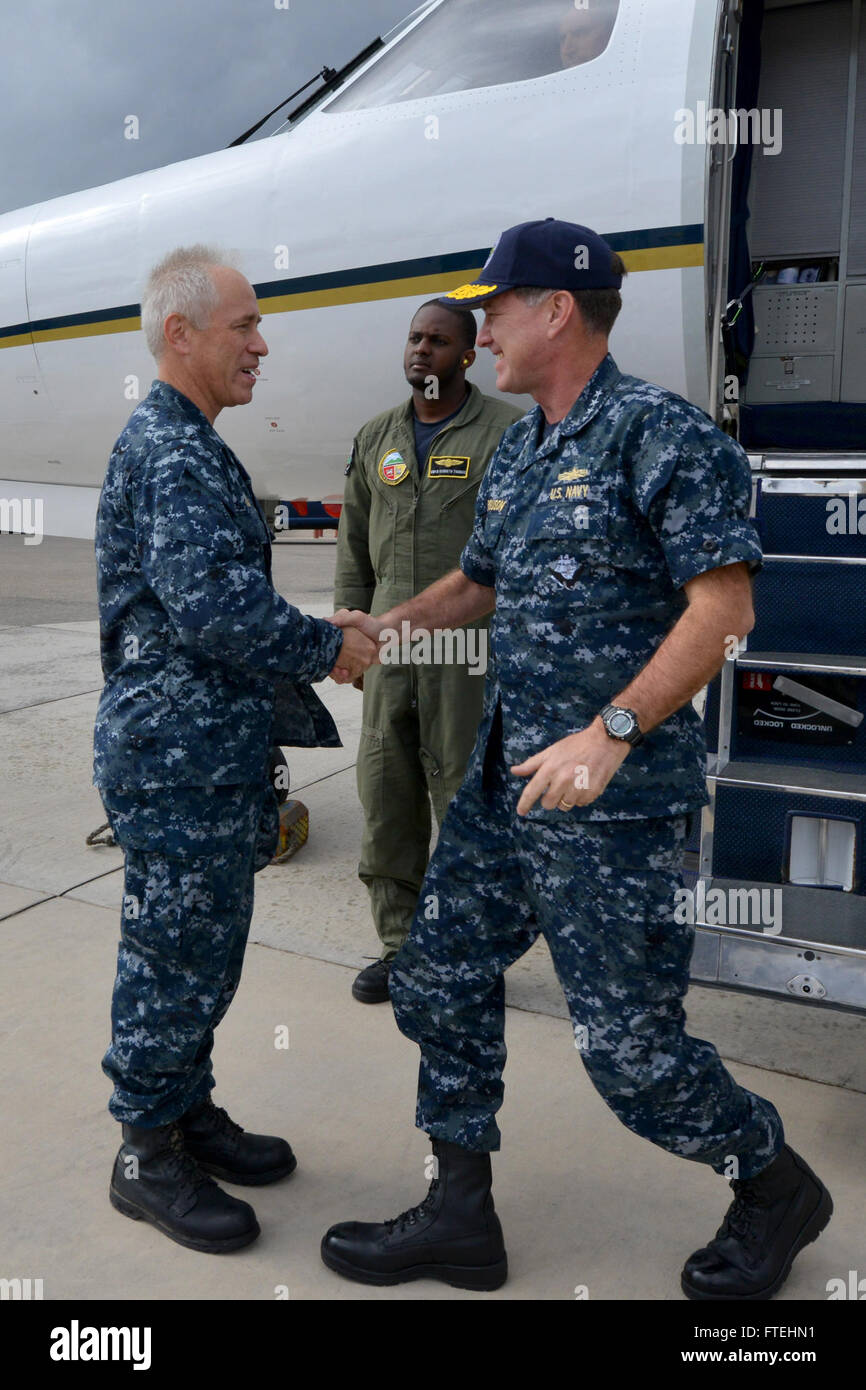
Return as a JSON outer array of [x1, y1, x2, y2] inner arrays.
[[109, 1122, 260, 1253], [321, 1137, 507, 1290], [178, 1097, 296, 1186], [681, 1145, 832, 1300], [351, 959, 391, 1004]]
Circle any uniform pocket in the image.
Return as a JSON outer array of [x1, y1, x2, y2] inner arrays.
[[368, 494, 398, 585], [356, 723, 386, 818], [439, 482, 482, 570], [525, 493, 610, 544], [594, 819, 692, 970], [523, 498, 610, 602], [481, 508, 507, 552], [119, 850, 235, 968], [419, 744, 449, 824]]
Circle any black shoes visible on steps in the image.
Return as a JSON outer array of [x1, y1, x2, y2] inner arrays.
[[109, 1122, 260, 1254], [179, 1097, 296, 1186], [352, 958, 391, 1003], [320, 1137, 508, 1290], [681, 1144, 833, 1300], [109, 1100, 296, 1254]]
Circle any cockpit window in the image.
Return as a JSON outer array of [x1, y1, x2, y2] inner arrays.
[[324, 0, 620, 111]]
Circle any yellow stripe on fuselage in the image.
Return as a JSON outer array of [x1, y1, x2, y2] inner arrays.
[[621, 243, 704, 272], [260, 268, 477, 315], [0, 244, 705, 349], [32, 315, 142, 345]]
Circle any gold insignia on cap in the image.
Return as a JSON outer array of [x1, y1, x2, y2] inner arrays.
[[442, 283, 499, 300]]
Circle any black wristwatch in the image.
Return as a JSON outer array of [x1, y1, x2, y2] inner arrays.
[[599, 704, 644, 747]]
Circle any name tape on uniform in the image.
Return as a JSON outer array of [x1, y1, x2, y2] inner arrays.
[[549, 483, 589, 500], [428, 455, 470, 479]]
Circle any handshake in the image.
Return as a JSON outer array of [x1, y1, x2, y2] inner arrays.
[[326, 609, 384, 686]]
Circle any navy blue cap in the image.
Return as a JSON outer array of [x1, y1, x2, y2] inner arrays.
[[440, 218, 621, 307]]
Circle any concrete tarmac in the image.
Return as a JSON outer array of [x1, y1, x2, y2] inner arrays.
[[0, 534, 863, 1301]]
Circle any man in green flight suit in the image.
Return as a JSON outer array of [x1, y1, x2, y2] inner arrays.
[[335, 299, 523, 1002]]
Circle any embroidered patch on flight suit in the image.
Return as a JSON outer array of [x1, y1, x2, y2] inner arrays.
[[378, 449, 409, 485], [428, 455, 471, 479]]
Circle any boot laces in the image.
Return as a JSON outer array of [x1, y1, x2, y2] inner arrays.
[[385, 1176, 441, 1233], [723, 1178, 767, 1244], [163, 1126, 213, 1198], [202, 1102, 245, 1144]]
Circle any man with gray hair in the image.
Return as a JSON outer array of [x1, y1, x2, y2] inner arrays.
[[96, 246, 376, 1253]]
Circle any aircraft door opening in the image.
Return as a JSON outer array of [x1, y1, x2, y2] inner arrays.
[[691, 0, 866, 1014]]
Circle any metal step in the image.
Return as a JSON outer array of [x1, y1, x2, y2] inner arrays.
[[760, 553, 866, 565], [712, 760, 866, 801], [749, 451, 866, 473], [692, 930, 866, 1011], [690, 876, 866, 1013], [760, 476, 866, 494], [737, 652, 866, 675], [692, 878, 866, 951]]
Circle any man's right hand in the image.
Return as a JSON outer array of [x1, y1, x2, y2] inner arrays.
[[329, 623, 378, 685], [330, 609, 384, 643]]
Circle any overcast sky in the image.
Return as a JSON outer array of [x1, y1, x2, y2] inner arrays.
[[1, 0, 417, 216]]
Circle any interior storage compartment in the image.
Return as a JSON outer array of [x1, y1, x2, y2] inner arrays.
[[731, 0, 866, 439]]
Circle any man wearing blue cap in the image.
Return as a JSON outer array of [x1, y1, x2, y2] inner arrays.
[[322, 219, 832, 1299]]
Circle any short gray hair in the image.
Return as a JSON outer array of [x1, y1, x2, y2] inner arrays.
[[140, 245, 239, 360], [512, 253, 627, 337], [511, 287, 556, 308]]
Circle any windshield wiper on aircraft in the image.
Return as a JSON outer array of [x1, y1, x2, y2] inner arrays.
[[227, 37, 384, 147]]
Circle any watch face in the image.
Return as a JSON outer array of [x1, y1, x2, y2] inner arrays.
[[608, 711, 633, 736]]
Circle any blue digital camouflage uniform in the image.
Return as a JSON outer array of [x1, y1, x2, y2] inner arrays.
[[95, 379, 343, 1127], [390, 353, 785, 1177]]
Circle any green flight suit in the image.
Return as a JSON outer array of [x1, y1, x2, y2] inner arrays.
[[334, 383, 524, 959]]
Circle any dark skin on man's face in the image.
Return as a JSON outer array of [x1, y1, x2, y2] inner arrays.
[[403, 305, 475, 422]]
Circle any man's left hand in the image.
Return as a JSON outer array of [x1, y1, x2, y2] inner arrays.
[[511, 718, 631, 816]]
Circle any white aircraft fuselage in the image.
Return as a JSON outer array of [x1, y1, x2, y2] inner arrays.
[[0, 0, 718, 537]]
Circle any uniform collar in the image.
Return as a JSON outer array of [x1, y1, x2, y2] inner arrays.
[[400, 379, 484, 431], [532, 353, 622, 458], [147, 379, 262, 514], [148, 379, 228, 454]]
